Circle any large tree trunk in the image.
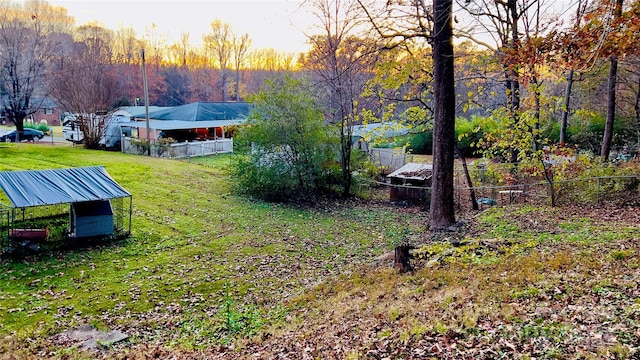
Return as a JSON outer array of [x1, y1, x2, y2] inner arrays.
[[429, 0, 456, 231], [635, 74, 640, 147], [507, 0, 521, 164], [601, 55, 618, 160], [601, 0, 624, 160], [560, 69, 574, 145]]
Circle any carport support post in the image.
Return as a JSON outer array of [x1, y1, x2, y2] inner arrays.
[[142, 48, 151, 156], [129, 196, 133, 234]]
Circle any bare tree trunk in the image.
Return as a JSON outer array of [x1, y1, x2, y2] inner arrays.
[[429, 0, 456, 231], [634, 73, 640, 149], [235, 70, 240, 101], [601, 55, 618, 160], [601, 0, 624, 160], [533, 76, 541, 152], [560, 69, 574, 145], [221, 70, 228, 102]]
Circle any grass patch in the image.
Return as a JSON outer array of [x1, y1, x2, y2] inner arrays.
[[0, 144, 426, 354]]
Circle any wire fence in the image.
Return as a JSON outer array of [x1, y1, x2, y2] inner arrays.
[[370, 170, 639, 211], [1, 197, 133, 255]]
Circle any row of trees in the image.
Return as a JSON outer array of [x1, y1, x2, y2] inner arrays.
[[0, 0, 300, 136]]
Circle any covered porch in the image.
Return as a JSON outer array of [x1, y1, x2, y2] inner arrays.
[[120, 119, 240, 158]]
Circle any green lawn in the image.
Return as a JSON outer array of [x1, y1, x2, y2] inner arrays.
[[0, 143, 426, 355], [0, 144, 638, 359]]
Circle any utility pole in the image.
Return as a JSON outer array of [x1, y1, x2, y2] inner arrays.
[[141, 48, 151, 156]]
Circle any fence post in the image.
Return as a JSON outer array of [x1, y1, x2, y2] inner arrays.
[[596, 177, 601, 204]]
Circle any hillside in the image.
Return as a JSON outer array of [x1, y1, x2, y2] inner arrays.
[[0, 144, 638, 359]]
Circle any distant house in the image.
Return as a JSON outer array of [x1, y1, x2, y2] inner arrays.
[[30, 98, 63, 126], [121, 102, 250, 158], [1, 97, 63, 126], [126, 102, 249, 140], [351, 122, 409, 152], [352, 122, 411, 174]]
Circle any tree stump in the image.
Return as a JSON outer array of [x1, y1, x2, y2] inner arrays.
[[394, 244, 414, 273]]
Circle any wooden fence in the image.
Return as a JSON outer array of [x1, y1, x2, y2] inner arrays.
[[122, 137, 233, 159]]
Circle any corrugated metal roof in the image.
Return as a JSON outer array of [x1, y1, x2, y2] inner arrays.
[[387, 163, 433, 180], [0, 166, 131, 208]]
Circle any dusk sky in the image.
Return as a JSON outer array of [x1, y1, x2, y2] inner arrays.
[[48, 0, 315, 53]]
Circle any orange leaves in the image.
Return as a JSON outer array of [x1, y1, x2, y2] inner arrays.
[[557, 0, 640, 66]]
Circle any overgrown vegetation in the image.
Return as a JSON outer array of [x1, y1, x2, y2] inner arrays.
[[406, 113, 638, 159], [232, 77, 342, 201]]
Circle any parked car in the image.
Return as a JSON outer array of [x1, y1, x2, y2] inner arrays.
[[0, 129, 45, 142]]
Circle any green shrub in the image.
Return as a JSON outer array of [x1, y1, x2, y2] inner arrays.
[[129, 138, 151, 155], [407, 131, 433, 154], [568, 115, 637, 154], [232, 77, 340, 201], [153, 138, 175, 157], [456, 116, 488, 157]]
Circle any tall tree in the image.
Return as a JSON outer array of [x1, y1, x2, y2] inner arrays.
[[304, 0, 375, 197], [601, 0, 624, 160], [0, 0, 71, 134], [457, 0, 560, 161], [430, 0, 456, 229], [112, 24, 141, 104], [51, 23, 118, 149], [558, 0, 590, 144], [203, 20, 232, 101], [231, 32, 251, 101], [358, 0, 456, 228]]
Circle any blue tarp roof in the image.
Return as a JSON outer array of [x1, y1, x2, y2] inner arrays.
[[0, 166, 131, 208]]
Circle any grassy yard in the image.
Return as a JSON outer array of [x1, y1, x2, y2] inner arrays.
[[0, 143, 639, 359], [0, 143, 426, 357]]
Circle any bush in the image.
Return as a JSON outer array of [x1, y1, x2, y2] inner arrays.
[[232, 77, 340, 201], [407, 116, 492, 156], [568, 115, 637, 154], [547, 153, 640, 204], [456, 116, 487, 157], [407, 131, 433, 154], [129, 138, 151, 155]]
